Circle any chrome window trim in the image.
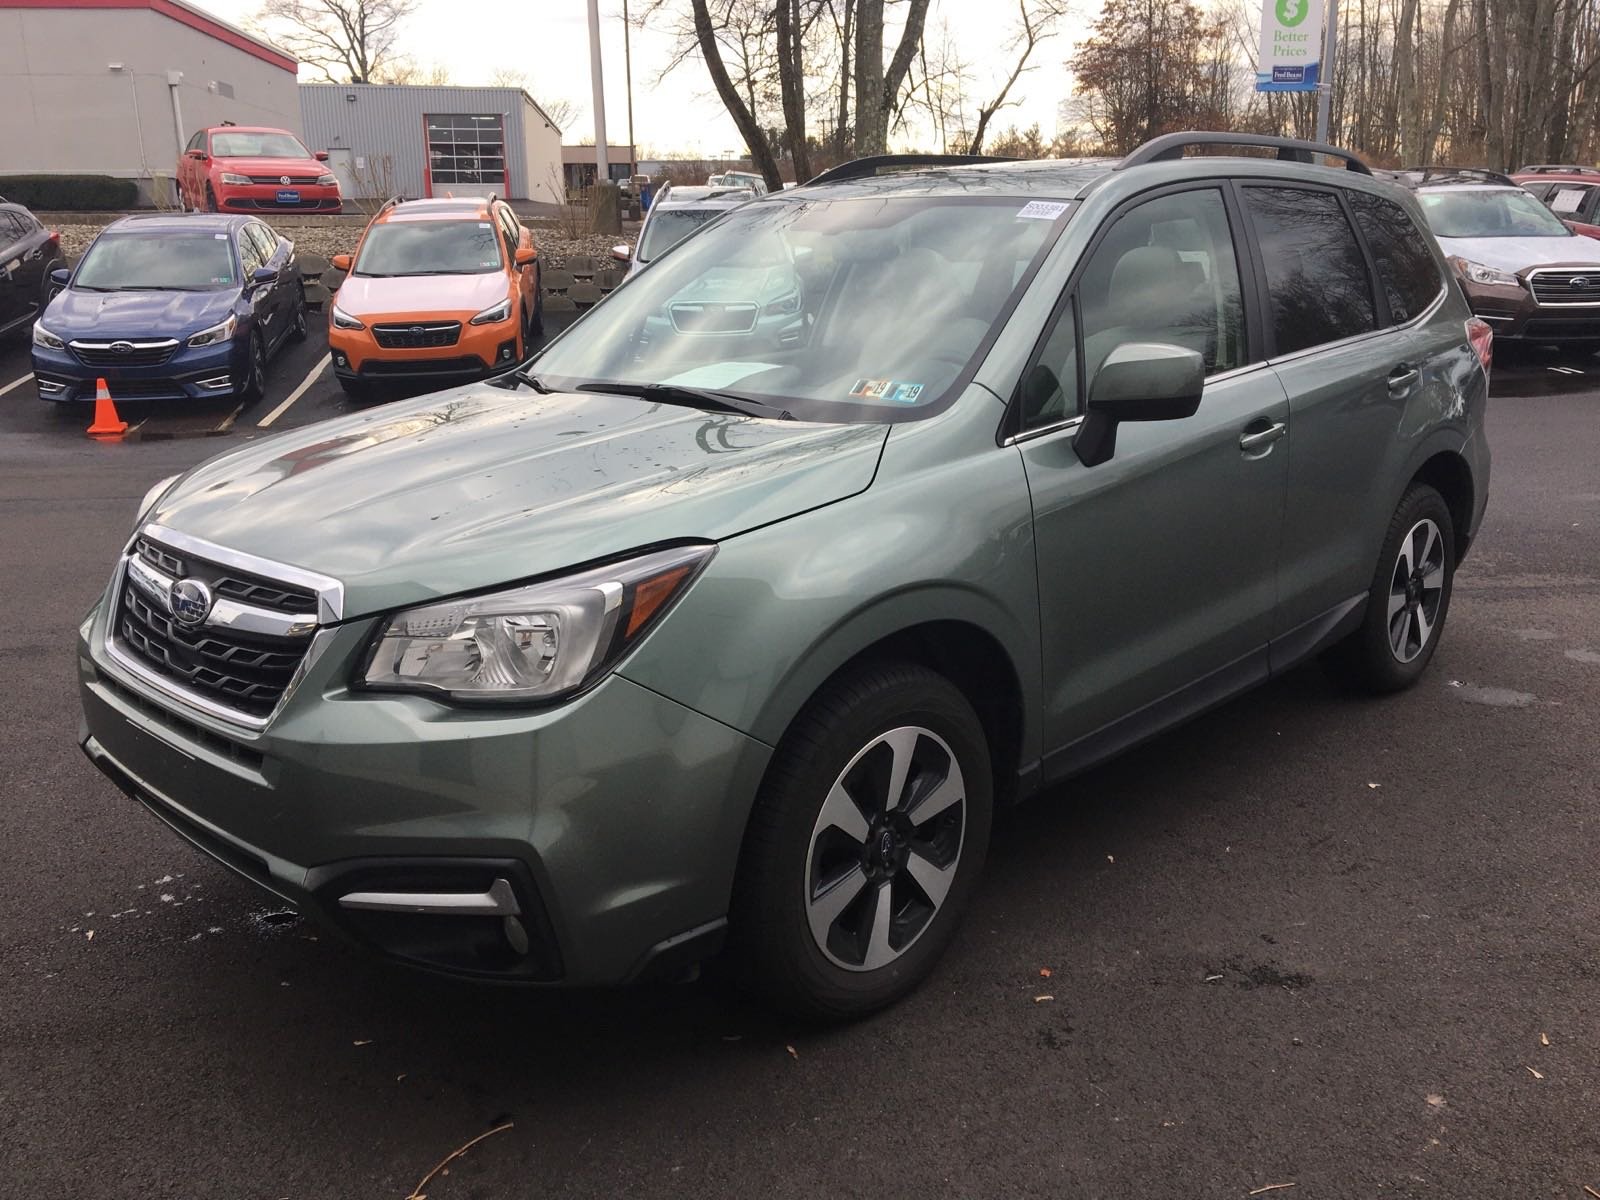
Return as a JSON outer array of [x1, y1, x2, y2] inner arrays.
[[1526, 267, 1600, 308], [1266, 286, 1446, 368]]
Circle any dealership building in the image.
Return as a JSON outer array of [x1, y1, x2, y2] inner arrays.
[[0, 0, 303, 203], [299, 84, 564, 205]]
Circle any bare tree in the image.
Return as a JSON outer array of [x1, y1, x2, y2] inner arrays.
[[375, 59, 450, 84], [965, 0, 1073, 154], [853, 0, 932, 155], [254, 0, 418, 84]]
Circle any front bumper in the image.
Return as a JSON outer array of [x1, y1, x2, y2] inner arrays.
[[77, 599, 771, 985], [1461, 277, 1600, 342], [217, 183, 342, 213], [33, 340, 243, 403], [329, 317, 520, 381]]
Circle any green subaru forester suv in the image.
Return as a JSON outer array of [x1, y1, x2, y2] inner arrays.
[[79, 134, 1491, 1018]]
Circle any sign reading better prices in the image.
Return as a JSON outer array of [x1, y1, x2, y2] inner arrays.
[[1256, 0, 1324, 92]]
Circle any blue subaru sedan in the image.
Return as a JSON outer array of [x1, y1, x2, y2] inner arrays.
[[31, 214, 305, 407]]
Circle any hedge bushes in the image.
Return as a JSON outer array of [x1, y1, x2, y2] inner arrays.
[[0, 175, 140, 211]]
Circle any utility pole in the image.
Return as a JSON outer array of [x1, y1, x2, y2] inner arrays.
[[587, 0, 609, 183], [1315, 0, 1340, 145], [623, 0, 636, 177]]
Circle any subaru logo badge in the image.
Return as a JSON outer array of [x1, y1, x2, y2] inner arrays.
[[1572, 276, 1591, 291], [410, 325, 423, 335], [281, 175, 292, 186], [168, 578, 213, 627], [110, 340, 135, 354]]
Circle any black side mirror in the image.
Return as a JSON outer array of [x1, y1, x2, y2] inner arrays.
[[1074, 342, 1204, 468], [251, 266, 280, 286]]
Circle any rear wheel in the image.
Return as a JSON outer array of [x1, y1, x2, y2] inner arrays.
[[529, 270, 545, 338], [1324, 483, 1455, 693], [732, 661, 993, 1021], [289, 287, 308, 342]]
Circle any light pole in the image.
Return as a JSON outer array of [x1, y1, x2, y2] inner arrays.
[[623, 0, 636, 177], [1315, 0, 1340, 145], [587, 0, 609, 184]]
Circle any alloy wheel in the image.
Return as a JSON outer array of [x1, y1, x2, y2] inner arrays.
[[1387, 517, 1446, 663], [804, 725, 966, 972]]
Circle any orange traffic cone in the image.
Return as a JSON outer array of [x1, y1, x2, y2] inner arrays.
[[86, 377, 128, 441]]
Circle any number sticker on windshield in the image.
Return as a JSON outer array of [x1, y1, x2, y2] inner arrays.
[[850, 379, 924, 403], [1017, 201, 1068, 221]]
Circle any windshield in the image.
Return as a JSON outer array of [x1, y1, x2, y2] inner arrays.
[[353, 220, 503, 276], [1419, 189, 1572, 238], [640, 209, 726, 262], [534, 194, 1071, 422], [210, 131, 311, 158], [74, 231, 237, 291]]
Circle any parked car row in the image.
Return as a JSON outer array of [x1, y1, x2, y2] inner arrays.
[[1390, 164, 1600, 344], [77, 132, 1492, 1019]]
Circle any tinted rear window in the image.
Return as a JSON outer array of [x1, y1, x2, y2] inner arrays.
[[1243, 186, 1377, 356], [1348, 192, 1444, 324]]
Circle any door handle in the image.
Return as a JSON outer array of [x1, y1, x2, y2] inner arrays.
[[1239, 421, 1287, 452], [1388, 364, 1421, 393]]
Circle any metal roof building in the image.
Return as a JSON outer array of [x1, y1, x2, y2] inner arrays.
[[299, 85, 564, 207], [0, 0, 302, 204]]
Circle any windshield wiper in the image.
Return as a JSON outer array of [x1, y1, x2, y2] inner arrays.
[[113, 285, 203, 292], [575, 381, 793, 420], [502, 367, 553, 393]]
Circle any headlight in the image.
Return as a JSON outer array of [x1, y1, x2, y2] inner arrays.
[[135, 473, 180, 525], [1450, 257, 1521, 288], [762, 290, 801, 316], [187, 313, 237, 347], [32, 322, 64, 350], [219, 172, 252, 185], [469, 298, 513, 326], [317, 173, 338, 187], [331, 305, 366, 330], [359, 544, 714, 703]]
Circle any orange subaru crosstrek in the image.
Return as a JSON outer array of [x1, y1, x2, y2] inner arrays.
[[329, 196, 542, 399]]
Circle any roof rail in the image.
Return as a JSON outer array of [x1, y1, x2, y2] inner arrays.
[[1516, 163, 1600, 176], [1398, 165, 1515, 186], [804, 153, 1021, 186], [1116, 132, 1372, 175], [219, 119, 237, 127]]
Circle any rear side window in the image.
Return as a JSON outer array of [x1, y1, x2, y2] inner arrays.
[[1242, 186, 1377, 356], [1347, 192, 1444, 324]]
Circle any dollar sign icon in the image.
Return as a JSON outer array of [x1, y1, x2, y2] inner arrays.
[[1277, 0, 1310, 25]]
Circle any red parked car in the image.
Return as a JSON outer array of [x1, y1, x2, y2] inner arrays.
[[176, 124, 342, 214]]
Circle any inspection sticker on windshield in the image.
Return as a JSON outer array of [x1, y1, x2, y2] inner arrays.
[[1017, 200, 1068, 221], [850, 379, 924, 403]]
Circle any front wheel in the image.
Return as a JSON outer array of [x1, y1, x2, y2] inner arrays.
[[732, 661, 993, 1021], [240, 332, 266, 402], [289, 288, 308, 342], [1324, 483, 1456, 693]]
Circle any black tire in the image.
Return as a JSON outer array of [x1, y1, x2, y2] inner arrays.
[[204, 184, 219, 213], [240, 332, 266, 402], [731, 661, 993, 1021], [1324, 483, 1456, 694], [289, 287, 308, 342], [40, 259, 67, 307], [339, 378, 378, 403], [530, 270, 545, 338]]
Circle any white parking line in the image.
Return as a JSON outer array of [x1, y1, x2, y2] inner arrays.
[[0, 373, 34, 398], [258, 353, 330, 428]]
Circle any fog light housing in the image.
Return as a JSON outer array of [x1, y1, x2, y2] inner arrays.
[[497, 339, 517, 362], [333, 352, 348, 367]]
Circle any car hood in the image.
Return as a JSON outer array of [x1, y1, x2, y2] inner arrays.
[[335, 272, 508, 318], [215, 156, 326, 177], [1436, 233, 1600, 274], [44, 287, 236, 339], [147, 384, 888, 619]]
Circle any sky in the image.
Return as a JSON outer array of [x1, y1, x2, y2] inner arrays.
[[189, 0, 1095, 157]]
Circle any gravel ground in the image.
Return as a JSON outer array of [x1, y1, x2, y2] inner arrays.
[[50, 217, 636, 270]]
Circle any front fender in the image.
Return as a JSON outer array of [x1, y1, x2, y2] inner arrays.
[[618, 419, 1043, 767]]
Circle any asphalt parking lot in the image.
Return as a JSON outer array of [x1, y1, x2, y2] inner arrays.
[[3, 341, 1598, 1198]]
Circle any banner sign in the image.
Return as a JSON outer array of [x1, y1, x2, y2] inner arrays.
[[1256, 0, 1325, 92]]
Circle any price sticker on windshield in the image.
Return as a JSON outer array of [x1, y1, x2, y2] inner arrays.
[[1017, 201, 1069, 221], [1551, 188, 1585, 214]]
